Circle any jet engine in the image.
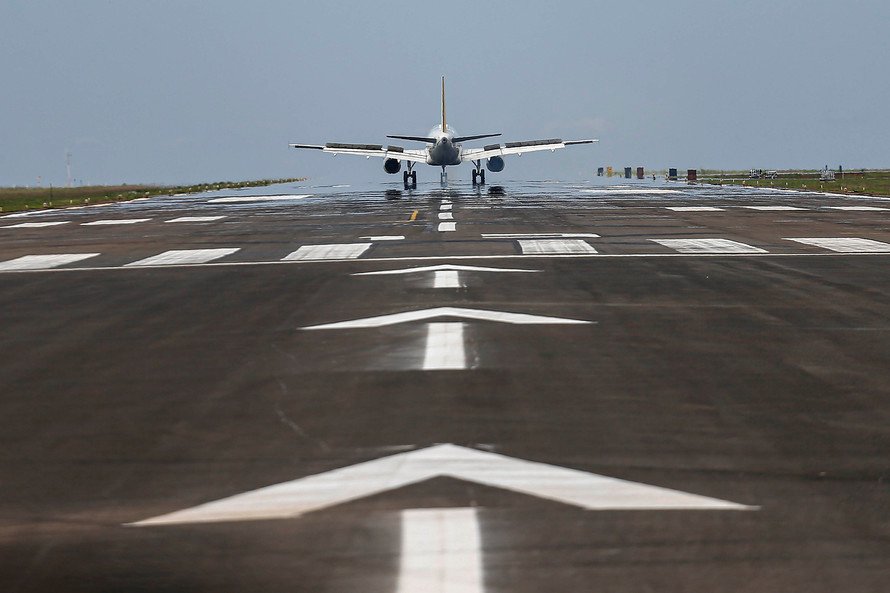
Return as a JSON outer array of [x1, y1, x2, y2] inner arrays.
[[384, 158, 401, 174], [486, 156, 505, 172]]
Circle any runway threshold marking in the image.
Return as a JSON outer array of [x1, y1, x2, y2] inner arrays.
[[2, 221, 69, 228], [398, 508, 482, 593], [81, 218, 151, 226], [206, 194, 312, 203], [517, 239, 597, 255], [166, 216, 227, 223], [128, 444, 754, 526], [126, 248, 241, 267], [282, 243, 372, 261], [438, 212, 454, 220], [784, 237, 890, 253], [0, 253, 100, 271], [301, 307, 592, 329], [438, 222, 457, 232], [651, 239, 767, 254], [423, 322, 466, 369]]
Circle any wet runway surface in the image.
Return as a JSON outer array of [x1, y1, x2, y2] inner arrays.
[[2, 180, 890, 592]]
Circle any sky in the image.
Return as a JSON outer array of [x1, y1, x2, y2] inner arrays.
[[2, 0, 889, 186]]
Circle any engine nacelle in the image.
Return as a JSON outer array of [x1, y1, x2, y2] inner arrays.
[[486, 156, 505, 172], [384, 158, 401, 174]]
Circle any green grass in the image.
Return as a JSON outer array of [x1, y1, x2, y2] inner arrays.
[[0, 178, 306, 214], [702, 170, 890, 198]]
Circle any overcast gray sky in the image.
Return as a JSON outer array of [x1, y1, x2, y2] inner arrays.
[[2, 0, 888, 186]]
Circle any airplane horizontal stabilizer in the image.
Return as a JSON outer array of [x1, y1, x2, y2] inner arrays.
[[453, 133, 502, 143], [386, 135, 437, 143]]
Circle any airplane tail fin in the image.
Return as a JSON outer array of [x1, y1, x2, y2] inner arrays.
[[441, 76, 447, 133]]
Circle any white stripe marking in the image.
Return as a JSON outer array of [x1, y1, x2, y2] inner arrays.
[[355, 264, 540, 276], [423, 322, 466, 370], [433, 270, 461, 288], [784, 237, 890, 253], [438, 212, 454, 220], [742, 205, 806, 211], [126, 248, 240, 267], [518, 239, 597, 254], [166, 216, 226, 223], [666, 206, 725, 212], [207, 194, 312, 203], [484, 232, 599, 239], [81, 218, 151, 226], [0, 253, 100, 271], [582, 188, 682, 194], [652, 239, 767, 254], [438, 222, 456, 232], [397, 508, 482, 593], [826, 206, 888, 211], [282, 243, 372, 261], [3, 221, 69, 228], [440, 204, 453, 211], [302, 307, 592, 330], [360, 235, 405, 241]]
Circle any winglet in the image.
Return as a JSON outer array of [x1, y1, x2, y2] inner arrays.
[[441, 76, 447, 133]]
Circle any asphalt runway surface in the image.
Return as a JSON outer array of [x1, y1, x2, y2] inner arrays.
[[2, 178, 890, 592]]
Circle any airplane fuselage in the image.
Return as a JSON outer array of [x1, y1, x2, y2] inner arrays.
[[426, 125, 462, 167]]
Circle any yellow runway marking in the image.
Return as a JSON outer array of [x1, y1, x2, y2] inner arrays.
[[410, 210, 418, 221]]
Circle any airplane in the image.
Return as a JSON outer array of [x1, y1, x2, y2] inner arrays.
[[290, 77, 597, 189]]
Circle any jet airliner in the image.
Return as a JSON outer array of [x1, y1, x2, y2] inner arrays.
[[290, 77, 597, 188]]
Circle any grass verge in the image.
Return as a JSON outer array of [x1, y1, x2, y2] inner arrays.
[[702, 170, 890, 198]]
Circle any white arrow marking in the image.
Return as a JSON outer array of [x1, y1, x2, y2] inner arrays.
[[128, 444, 755, 526], [438, 212, 454, 220], [354, 264, 540, 276], [433, 270, 462, 288], [438, 222, 456, 232], [423, 323, 466, 369], [398, 508, 482, 593], [301, 307, 592, 329]]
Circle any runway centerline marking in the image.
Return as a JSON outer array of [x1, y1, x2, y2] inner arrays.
[[397, 508, 482, 593], [207, 194, 312, 203], [433, 270, 462, 288], [354, 264, 540, 276], [665, 206, 725, 212], [518, 239, 597, 255], [784, 237, 890, 253], [282, 243, 372, 261], [440, 204, 453, 211], [2, 221, 69, 228], [651, 238, 767, 254], [127, 444, 754, 526], [742, 205, 806, 211], [484, 232, 599, 239], [126, 248, 241, 267], [166, 216, 227, 223], [360, 235, 405, 241], [438, 212, 454, 220], [423, 322, 466, 369], [438, 222, 456, 232], [81, 218, 151, 226], [301, 307, 592, 330], [0, 253, 100, 271]]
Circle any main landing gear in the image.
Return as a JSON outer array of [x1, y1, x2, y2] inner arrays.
[[471, 160, 486, 186], [440, 167, 448, 185], [403, 163, 417, 189]]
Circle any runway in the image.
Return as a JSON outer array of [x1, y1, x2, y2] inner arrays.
[[2, 179, 890, 592]]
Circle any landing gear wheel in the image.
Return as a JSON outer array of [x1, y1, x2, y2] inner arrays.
[[403, 170, 417, 189]]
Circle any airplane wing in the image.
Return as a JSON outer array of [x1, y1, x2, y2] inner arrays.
[[290, 142, 428, 164], [461, 138, 597, 161]]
